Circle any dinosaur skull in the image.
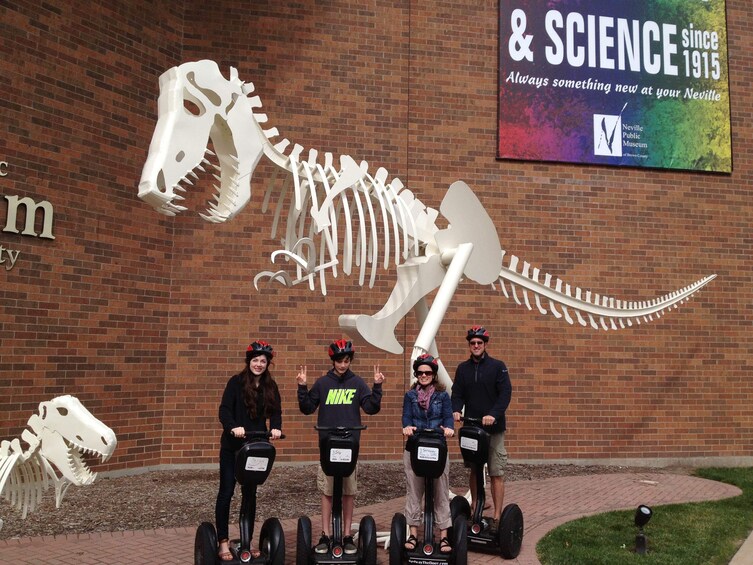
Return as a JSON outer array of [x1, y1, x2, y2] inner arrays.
[[27, 395, 117, 485], [138, 60, 267, 222]]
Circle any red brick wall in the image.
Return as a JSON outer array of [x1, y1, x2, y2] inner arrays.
[[1, 0, 751, 473], [0, 0, 184, 469]]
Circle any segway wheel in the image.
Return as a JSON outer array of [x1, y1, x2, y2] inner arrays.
[[358, 515, 377, 565], [498, 503, 524, 559], [260, 517, 285, 565], [389, 513, 407, 565], [452, 515, 468, 565], [450, 495, 471, 521], [296, 516, 312, 565], [195, 521, 219, 565]]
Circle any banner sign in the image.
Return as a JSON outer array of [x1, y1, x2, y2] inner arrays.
[[498, 0, 732, 172]]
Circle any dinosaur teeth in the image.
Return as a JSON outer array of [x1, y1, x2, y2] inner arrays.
[[188, 170, 199, 179]]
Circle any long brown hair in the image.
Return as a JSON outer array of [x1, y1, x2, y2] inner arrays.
[[240, 358, 280, 418]]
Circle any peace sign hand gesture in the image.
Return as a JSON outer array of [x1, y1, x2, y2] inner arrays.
[[296, 366, 307, 386], [373, 365, 385, 385]]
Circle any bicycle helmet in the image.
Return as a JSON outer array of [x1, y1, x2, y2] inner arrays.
[[246, 340, 274, 362], [328, 339, 355, 360], [466, 325, 490, 342], [412, 353, 439, 374]]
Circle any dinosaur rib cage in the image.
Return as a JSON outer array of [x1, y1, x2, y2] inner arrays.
[[253, 140, 432, 296]]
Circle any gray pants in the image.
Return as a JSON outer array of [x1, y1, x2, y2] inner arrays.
[[403, 450, 452, 530]]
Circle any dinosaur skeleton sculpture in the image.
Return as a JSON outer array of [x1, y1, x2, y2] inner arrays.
[[0, 395, 117, 530], [138, 60, 715, 384]]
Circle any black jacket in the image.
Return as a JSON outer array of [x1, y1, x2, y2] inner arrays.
[[451, 353, 511, 434], [219, 373, 282, 451]]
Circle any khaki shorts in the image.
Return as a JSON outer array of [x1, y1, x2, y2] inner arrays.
[[487, 432, 508, 477], [317, 464, 358, 496]]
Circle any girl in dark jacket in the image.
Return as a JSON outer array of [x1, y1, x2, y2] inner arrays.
[[401, 354, 455, 553], [216, 341, 282, 561]]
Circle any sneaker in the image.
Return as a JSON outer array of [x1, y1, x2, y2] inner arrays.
[[343, 536, 357, 555], [315, 533, 331, 554]]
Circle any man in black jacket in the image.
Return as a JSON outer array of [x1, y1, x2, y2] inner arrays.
[[451, 325, 512, 531]]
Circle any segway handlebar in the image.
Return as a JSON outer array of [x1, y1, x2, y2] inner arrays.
[[459, 416, 487, 427], [243, 430, 286, 440], [413, 427, 444, 435], [314, 425, 367, 431]]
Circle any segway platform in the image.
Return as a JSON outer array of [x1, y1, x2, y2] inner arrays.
[[195, 432, 285, 565], [297, 426, 377, 565], [453, 419, 524, 560]]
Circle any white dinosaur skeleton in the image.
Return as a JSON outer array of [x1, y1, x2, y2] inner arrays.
[[0, 395, 117, 530], [138, 60, 715, 385]]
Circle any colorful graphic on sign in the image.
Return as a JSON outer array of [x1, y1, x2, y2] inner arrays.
[[498, 0, 731, 172]]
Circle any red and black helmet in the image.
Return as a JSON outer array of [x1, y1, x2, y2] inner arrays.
[[412, 353, 439, 374], [246, 340, 274, 362], [328, 339, 355, 360], [466, 325, 490, 342]]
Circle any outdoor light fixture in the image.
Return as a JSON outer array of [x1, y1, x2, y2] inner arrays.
[[634, 505, 653, 554]]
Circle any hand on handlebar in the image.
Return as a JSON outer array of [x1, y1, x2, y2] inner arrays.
[[270, 429, 282, 440], [231, 426, 245, 438], [402, 425, 417, 437], [440, 425, 455, 438], [453, 411, 462, 422], [481, 415, 496, 426]]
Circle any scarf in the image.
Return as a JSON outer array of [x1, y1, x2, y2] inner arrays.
[[417, 384, 435, 411]]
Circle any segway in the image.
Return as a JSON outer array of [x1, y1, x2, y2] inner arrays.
[[389, 428, 468, 565], [195, 430, 285, 565], [450, 418, 523, 560], [297, 425, 377, 565]]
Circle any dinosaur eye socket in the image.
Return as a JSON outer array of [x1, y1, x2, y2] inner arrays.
[[57, 407, 68, 416], [176, 151, 185, 163]]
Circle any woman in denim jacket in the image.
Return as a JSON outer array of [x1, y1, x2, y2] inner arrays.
[[401, 354, 455, 553]]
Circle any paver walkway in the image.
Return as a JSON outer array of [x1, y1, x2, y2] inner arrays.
[[0, 473, 742, 564]]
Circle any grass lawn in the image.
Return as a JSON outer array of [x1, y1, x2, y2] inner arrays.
[[537, 467, 753, 565]]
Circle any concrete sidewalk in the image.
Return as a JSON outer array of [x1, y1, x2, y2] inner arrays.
[[0, 472, 745, 564]]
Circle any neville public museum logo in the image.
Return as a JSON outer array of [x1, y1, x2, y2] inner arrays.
[[593, 103, 628, 158]]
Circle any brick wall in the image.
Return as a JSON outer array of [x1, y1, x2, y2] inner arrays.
[[1, 0, 751, 473]]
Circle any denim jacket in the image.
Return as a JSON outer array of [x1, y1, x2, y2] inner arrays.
[[402, 387, 454, 430]]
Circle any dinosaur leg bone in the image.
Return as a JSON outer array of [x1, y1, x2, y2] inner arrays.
[[339, 181, 501, 355], [339, 254, 446, 354], [411, 284, 463, 393], [434, 181, 503, 285]]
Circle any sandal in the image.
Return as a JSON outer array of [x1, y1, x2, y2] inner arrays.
[[250, 548, 262, 558], [404, 534, 418, 550], [218, 539, 233, 561], [439, 537, 452, 554]]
